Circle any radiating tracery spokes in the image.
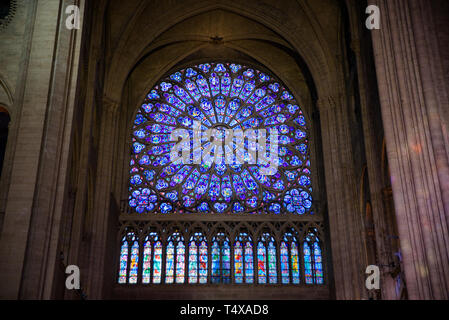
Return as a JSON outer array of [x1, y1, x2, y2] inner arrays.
[[129, 62, 314, 215]]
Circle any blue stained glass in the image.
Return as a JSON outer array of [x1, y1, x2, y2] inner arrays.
[[304, 242, 313, 284], [243, 69, 255, 78], [134, 129, 146, 139], [129, 241, 139, 284], [165, 242, 175, 283], [259, 73, 270, 82], [174, 86, 194, 104], [199, 241, 208, 284], [295, 115, 306, 126], [165, 191, 178, 202], [214, 202, 228, 213], [234, 242, 243, 284], [176, 242, 185, 283], [281, 91, 293, 100], [257, 242, 267, 284], [185, 79, 202, 101], [221, 73, 231, 96], [229, 64, 241, 73], [230, 78, 244, 97], [188, 241, 198, 283], [291, 242, 300, 284], [153, 241, 162, 283], [160, 203, 172, 214], [287, 104, 299, 114], [211, 242, 220, 284], [186, 68, 197, 77], [197, 202, 209, 212], [170, 72, 182, 82], [214, 63, 226, 72], [233, 202, 244, 213], [196, 75, 211, 97], [269, 203, 281, 214], [160, 82, 172, 91], [133, 142, 145, 154], [195, 174, 210, 198], [156, 179, 168, 190], [268, 242, 277, 284], [314, 241, 324, 284], [199, 63, 211, 73], [269, 83, 280, 92], [245, 242, 254, 283], [222, 241, 231, 283], [221, 176, 233, 199], [246, 196, 258, 209], [130, 62, 313, 215], [280, 242, 289, 284], [148, 90, 160, 99], [209, 175, 220, 200], [142, 240, 152, 284], [232, 174, 246, 200], [118, 239, 128, 284], [209, 74, 220, 96]]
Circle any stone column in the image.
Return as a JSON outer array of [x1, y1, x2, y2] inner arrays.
[[370, 0, 449, 299], [318, 94, 369, 300], [344, 0, 399, 298], [84, 97, 120, 299], [0, 0, 85, 299]]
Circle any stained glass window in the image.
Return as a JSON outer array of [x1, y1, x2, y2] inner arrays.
[[304, 229, 323, 284], [314, 242, 324, 284], [188, 240, 198, 283], [304, 242, 312, 284], [118, 237, 128, 284], [142, 232, 159, 284], [234, 241, 243, 284], [280, 232, 301, 284], [142, 240, 152, 284], [257, 242, 267, 284], [280, 242, 290, 284], [199, 241, 208, 283], [165, 232, 185, 284], [129, 62, 313, 216], [291, 242, 300, 284], [222, 238, 231, 284], [176, 242, 185, 283], [245, 242, 254, 284], [188, 232, 207, 284], [118, 226, 324, 286], [153, 241, 162, 284], [119, 62, 324, 287], [129, 238, 139, 284], [268, 241, 277, 284], [212, 241, 220, 283], [210, 233, 231, 284], [118, 232, 139, 284], [166, 242, 175, 283], [235, 232, 253, 284], [257, 233, 277, 284]]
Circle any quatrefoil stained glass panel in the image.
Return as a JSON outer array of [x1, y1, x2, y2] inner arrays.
[[129, 62, 313, 215]]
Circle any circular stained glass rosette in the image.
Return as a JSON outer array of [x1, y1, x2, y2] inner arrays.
[[129, 62, 313, 215]]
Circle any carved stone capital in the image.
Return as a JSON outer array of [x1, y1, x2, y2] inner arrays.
[[102, 96, 119, 114], [316, 94, 341, 112]]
